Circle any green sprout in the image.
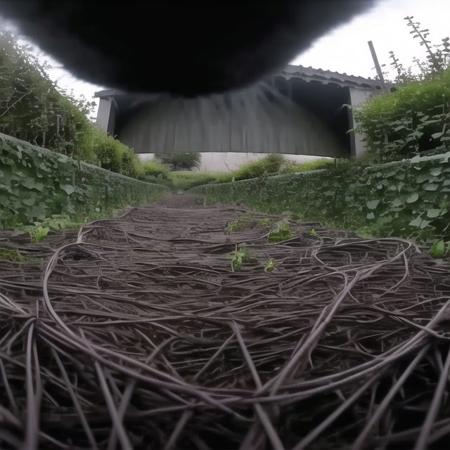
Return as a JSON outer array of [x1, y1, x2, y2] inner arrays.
[[268, 221, 293, 243]]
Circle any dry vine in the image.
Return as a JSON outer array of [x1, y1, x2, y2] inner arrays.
[[1, 196, 450, 449]]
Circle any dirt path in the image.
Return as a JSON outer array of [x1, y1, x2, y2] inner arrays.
[[1, 195, 450, 449]]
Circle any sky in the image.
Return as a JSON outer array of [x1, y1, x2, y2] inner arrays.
[[2, 0, 450, 108], [293, 0, 450, 78]]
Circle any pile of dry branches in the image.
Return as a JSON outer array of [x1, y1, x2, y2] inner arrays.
[[1, 198, 450, 449]]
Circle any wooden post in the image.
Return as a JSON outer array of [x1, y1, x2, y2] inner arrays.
[[368, 40, 388, 92]]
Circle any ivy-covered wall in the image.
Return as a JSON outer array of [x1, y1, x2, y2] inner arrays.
[[192, 153, 450, 242], [0, 133, 168, 228]]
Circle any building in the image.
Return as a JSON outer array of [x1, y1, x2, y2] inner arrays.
[[96, 65, 384, 161]]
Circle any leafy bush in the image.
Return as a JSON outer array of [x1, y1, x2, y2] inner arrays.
[[281, 158, 334, 173], [356, 17, 450, 163], [0, 30, 143, 178], [0, 32, 93, 156], [157, 152, 201, 170], [163, 155, 335, 191], [192, 152, 450, 244], [233, 154, 284, 180], [389, 17, 450, 84], [356, 69, 450, 162], [169, 172, 221, 191], [140, 160, 170, 181], [0, 133, 168, 228]]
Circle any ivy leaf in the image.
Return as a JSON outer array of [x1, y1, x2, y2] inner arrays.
[[22, 198, 35, 206], [423, 183, 439, 191], [366, 200, 380, 210], [20, 178, 44, 191], [409, 216, 425, 228], [406, 192, 419, 203], [60, 184, 75, 195], [427, 208, 444, 218], [430, 240, 447, 258], [430, 167, 442, 177], [391, 198, 404, 207], [366, 212, 375, 220]]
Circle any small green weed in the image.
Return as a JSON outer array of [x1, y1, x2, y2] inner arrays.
[[258, 218, 272, 228], [430, 240, 449, 258], [226, 214, 257, 232], [230, 245, 251, 272], [0, 248, 25, 262], [268, 221, 293, 243], [309, 228, 318, 237], [264, 258, 277, 272], [28, 225, 50, 243]]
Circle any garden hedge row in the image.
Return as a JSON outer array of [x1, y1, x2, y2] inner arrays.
[[0, 133, 168, 228], [192, 152, 450, 242]]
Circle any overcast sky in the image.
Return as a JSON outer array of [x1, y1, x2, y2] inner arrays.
[[293, 0, 450, 78], [5, 0, 450, 105]]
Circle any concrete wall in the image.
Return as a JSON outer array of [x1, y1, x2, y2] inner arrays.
[[96, 98, 116, 135], [348, 88, 378, 158]]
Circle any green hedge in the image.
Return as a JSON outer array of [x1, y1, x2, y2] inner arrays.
[[0, 133, 168, 228], [0, 31, 144, 178], [356, 69, 450, 162], [192, 153, 450, 242]]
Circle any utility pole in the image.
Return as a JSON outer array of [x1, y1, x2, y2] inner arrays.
[[368, 40, 388, 92]]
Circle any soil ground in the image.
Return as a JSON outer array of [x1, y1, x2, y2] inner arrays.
[[1, 194, 450, 449]]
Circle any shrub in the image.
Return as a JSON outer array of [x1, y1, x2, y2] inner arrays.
[[356, 17, 450, 163], [157, 152, 201, 170], [356, 69, 450, 162], [233, 154, 285, 180], [170, 172, 220, 191], [192, 153, 450, 244], [0, 31, 94, 159], [0, 30, 144, 178], [0, 133, 168, 228], [281, 158, 334, 173], [140, 160, 170, 181]]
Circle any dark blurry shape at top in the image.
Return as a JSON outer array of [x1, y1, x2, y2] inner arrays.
[[0, 0, 376, 96]]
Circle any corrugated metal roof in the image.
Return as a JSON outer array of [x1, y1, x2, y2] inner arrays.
[[279, 65, 384, 89]]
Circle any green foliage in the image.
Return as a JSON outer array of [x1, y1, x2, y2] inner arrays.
[[155, 156, 334, 192], [0, 133, 168, 228], [264, 258, 277, 272], [157, 152, 200, 171], [140, 160, 170, 182], [233, 154, 284, 180], [0, 31, 142, 178], [0, 31, 93, 157], [192, 153, 450, 244], [169, 171, 220, 191], [0, 248, 26, 262], [28, 225, 49, 243], [230, 245, 251, 272], [400, 17, 449, 80], [268, 220, 293, 242], [356, 70, 450, 162], [430, 239, 448, 258], [226, 213, 258, 232], [167, 155, 333, 192], [281, 158, 334, 173], [357, 17, 450, 163], [69, 121, 143, 178]]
